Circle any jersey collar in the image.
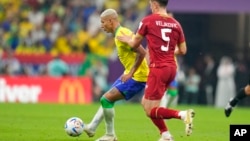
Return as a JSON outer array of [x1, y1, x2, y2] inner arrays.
[[114, 25, 121, 37]]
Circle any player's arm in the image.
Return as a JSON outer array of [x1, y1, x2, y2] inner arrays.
[[121, 45, 146, 82], [130, 45, 146, 74], [117, 32, 143, 49], [175, 24, 187, 55], [145, 47, 150, 65], [175, 42, 187, 55], [129, 33, 144, 49]]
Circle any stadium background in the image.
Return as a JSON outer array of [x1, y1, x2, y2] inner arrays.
[[0, 0, 250, 106]]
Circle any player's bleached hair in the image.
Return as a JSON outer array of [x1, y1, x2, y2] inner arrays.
[[100, 9, 118, 19]]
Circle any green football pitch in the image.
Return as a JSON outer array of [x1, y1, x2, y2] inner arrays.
[[0, 102, 249, 141]]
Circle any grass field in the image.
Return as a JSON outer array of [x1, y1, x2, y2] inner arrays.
[[0, 102, 249, 141]]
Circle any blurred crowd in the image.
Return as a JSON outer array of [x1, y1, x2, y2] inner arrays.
[[0, 0, 148, 75], [1, 0, 250, 106], [176, 53, 250, 107], [0, 0, 148, 102], [0, 0, 147, 56]]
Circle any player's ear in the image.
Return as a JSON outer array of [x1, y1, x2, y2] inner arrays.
[[109, 18, 112, 23]]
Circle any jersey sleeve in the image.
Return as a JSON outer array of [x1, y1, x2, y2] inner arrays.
[[178, 23, 186, 44], [137, 18, 148, 37], [115, 27, 133, 49], [117, 27, 133, 37]]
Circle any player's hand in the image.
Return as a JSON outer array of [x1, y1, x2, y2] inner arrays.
[[117, 31, 133, 43], [121, 73, 132, 83]]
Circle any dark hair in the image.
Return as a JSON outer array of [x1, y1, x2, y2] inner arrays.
[[153, 0, 169, 7]]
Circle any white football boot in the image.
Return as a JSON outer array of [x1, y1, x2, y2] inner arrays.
[[183, 109, 195, 136], [83, 124, 95, 137], [158, 135, 174, 141], [95, 134, 118, 141]]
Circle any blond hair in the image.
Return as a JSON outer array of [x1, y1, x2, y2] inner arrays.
[[100, 9, 118, 19]]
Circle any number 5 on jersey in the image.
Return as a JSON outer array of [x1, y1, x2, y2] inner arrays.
[[161, 28, 172, 52]]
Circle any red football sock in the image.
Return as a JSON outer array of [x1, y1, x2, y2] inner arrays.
[[150, 107, 180, 119], [150, 118, 167, 134]]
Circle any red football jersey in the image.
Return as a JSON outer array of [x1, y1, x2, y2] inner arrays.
[[137, 14, 185, 68]]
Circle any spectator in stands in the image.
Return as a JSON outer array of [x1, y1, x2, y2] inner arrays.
[[27, 6, 44, 27], [215, 56, 236, 108], [50, 0, 65, 20], [40, 30, 53, 52], [47, 54, 69, 77], [87, 10, 101, 37], [0, 49, 21, 75], [183, 67, 201, 104], [201, 54, 217, 105], [31, 24, 45, 44]]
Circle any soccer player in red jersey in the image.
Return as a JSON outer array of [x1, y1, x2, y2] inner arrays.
[[117, 0, 195, 140]]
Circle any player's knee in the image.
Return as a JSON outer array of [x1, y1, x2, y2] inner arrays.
[[141, 98, 152, 116], [145, 110, 151, 117], [100, 96, 114, 108], [143, 108, 151, 117], [143, 107, 151, 117], [142, 105, 152, 117]]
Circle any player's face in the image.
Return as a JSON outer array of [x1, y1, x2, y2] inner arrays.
[[100, 17, 112, 33]]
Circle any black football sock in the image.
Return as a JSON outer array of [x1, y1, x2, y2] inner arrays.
[[230, 88, 247, 107]]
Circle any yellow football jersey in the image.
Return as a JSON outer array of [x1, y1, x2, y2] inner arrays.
[[114, 26, 149, 82]]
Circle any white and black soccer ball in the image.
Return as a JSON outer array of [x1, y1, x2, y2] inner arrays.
[[64, 117, 84, 137]]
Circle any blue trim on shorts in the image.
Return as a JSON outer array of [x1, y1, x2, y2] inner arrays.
[[112, 77, 146, 100], [169, 79, 178, 88]]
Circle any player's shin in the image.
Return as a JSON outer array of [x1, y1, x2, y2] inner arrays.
[[150, 118, 168, 134], [100, 96, 115, 136], [88, 106, 104, 131], [103, 108, 115, 135]]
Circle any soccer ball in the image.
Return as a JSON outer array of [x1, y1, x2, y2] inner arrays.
[[64, 117, 84, 137]]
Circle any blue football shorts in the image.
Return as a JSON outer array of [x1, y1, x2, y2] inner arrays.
[[112, 77, 146, 100]]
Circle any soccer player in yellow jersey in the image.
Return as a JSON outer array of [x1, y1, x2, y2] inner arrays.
[[84, 9, 149, 141]]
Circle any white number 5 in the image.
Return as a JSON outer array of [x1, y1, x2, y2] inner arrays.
[[161, 28, 172, 52]]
